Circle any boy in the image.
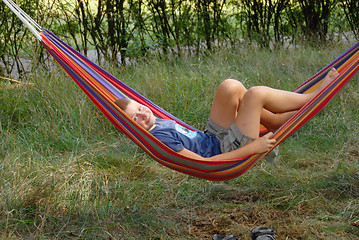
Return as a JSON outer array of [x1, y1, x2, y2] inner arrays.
[[115, 68, 339, 161]]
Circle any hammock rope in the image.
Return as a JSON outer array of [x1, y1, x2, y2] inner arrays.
[[4, 0, 359, 180]]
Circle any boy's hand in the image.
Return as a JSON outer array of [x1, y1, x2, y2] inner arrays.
[[252, 132, 276, 154]]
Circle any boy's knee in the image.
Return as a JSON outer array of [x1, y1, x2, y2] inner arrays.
[[219, 79, 245, 96], [246, 86, 269, 100]]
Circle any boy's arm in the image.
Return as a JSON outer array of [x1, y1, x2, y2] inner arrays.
[[177, 132, 276, 161]]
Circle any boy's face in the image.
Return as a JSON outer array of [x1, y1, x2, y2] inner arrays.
[[125, 101, 156, 130]]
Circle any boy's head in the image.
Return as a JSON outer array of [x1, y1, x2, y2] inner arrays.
[[114, 98, 156, 131], [114, 98, 131, 110]]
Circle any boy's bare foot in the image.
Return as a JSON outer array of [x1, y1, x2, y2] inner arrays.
[[316, 68, 339, 93]]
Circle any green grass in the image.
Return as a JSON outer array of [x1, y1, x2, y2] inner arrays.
[[0, 41, 358, 239]]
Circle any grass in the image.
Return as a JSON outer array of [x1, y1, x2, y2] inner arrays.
[[0, 41, 358, 239]]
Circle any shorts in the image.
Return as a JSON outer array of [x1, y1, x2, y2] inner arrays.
[[205, 118, 254, 153]]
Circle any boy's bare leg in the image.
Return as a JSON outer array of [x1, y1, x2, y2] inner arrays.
[[257, 68, 339, 132], [260, 110, 297, 133], [209, 79, 247, 129], [235, 68, 339, 139], [209, 68, 338, 135], [210, 80, 299, 131]]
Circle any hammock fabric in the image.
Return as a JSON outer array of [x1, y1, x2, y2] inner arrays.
[[4, 0, 359, 181]]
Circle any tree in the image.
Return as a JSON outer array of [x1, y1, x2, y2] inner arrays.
[[296, 0, 338, 42]]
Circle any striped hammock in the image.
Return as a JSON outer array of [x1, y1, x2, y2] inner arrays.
[[4, 0, 359, 181]]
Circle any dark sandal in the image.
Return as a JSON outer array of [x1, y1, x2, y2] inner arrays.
[[250, 227, 277, 240], [212, 234, 238, 240]]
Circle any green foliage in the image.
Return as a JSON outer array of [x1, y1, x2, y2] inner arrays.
[[2, 0, 359, 77]]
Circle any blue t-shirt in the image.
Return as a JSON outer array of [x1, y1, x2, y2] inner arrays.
[[149, 118, 221, 158]]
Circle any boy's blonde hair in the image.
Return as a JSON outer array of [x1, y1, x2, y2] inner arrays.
[[114, 98, 132, 110]]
